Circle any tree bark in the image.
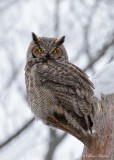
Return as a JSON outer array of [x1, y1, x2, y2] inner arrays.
[[82, 94, 114, 160]]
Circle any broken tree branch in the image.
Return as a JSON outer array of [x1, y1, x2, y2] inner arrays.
[[82, 93, 114, 160]]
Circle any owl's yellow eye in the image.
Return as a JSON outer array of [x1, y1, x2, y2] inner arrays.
[[32, 46, 44, 58], [53, 49, 57, 54], [39, 48, 44, 53], [52, 48, 62, 58]]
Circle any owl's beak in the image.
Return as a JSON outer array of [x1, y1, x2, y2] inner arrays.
[[41, 54, 51, 62], [45, 54, 51, 60]]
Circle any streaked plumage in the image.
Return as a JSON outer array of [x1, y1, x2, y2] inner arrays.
[[25, 33, 94, 136]]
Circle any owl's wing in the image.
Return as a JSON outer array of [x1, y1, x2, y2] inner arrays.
[[35, 61, 94, 119]]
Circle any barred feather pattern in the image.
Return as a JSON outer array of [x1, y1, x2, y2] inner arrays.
[[25, 35, 94, 134], [25, 58, 94, 131]]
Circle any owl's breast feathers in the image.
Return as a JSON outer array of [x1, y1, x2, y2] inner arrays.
[[26, 59, 94, 132]]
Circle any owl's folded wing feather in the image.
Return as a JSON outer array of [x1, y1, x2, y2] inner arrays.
[[35, 61, 94, 117]]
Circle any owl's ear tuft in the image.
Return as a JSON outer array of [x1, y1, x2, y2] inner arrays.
[[32, 32, 38, 44], [56, 36, 65, 46]]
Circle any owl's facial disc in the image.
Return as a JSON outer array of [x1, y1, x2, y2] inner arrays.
[[51, 47, 63, 59], [32, 46, 44, 59], [31, 32, 65, 61]]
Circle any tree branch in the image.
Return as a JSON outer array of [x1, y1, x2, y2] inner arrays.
[[0, 118, 35, 149], [45, 129, 67, 160], [82, 94, 114, 160], [84, 37, 114, 72]]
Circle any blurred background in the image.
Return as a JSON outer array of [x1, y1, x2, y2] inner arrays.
[[0, 0, 114, 160]]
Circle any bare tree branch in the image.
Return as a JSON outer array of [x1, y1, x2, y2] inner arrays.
[[0, 118, 35, 149], [0, 0, 30, 13], [82, 94, 114, 160], [83, 0, 101, 74], [72, 0, 101, 67], [54, 0, 60, 37], [84, 36, 114, 71], [45, 129, 67, 160]]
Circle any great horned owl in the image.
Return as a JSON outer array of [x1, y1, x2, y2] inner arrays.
[[25, 33, 94, 138]]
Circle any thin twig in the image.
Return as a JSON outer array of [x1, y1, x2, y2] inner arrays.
[[45, 129, 67, 160], [84, 37, 114, 71], [0, 118, 35, 149]]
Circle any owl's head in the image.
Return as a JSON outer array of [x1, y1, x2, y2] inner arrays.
[[26, 33, 68, 63]]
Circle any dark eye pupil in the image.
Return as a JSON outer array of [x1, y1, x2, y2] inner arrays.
[[39, 48, 44, 52]]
